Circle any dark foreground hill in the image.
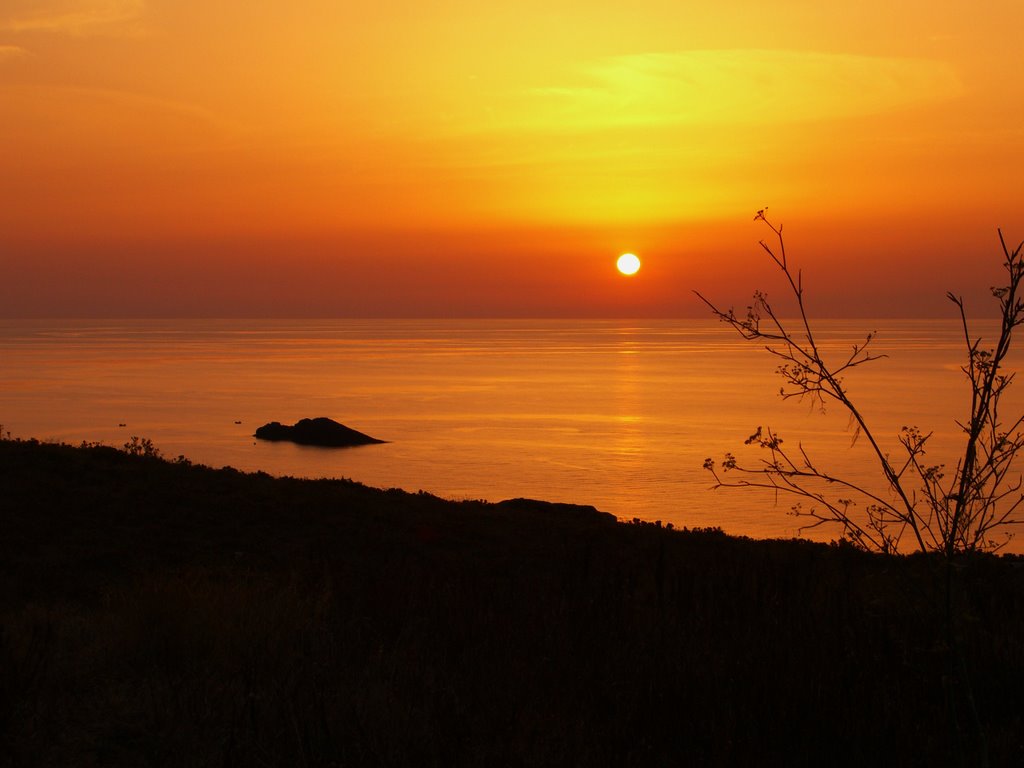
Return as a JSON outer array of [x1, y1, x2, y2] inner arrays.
[[1, 438, 1021, 767]]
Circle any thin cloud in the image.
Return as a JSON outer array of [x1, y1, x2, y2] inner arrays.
[[0, 83, 247, 154], [0, 0, 146, 36], [456, 49, 964, 135], [0, 45, 27, 60]]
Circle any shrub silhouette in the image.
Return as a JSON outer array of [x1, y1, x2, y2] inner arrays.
[[122, 436, 161, 458], [698, 211, 1024, 765], [698, 210, 1024, 557]]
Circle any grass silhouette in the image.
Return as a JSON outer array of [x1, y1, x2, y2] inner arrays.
[[1, 438, 1022, 766]]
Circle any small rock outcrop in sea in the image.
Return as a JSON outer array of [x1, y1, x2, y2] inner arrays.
[[254, 417, 385, 447]]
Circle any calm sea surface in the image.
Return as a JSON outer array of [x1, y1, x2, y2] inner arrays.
[[3, 318, 1022, 551]]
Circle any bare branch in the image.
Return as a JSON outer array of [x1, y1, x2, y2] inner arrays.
[[701, 214, 1024, 556]]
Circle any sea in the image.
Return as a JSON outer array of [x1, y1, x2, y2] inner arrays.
[[3, 318, 1022, 552]]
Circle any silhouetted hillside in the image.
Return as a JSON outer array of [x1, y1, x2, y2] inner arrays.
[[1, 438, 1021, 766]]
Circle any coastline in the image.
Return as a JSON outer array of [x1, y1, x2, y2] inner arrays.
[[5, 315, 999, 545]]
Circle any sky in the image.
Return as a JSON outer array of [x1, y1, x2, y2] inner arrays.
[[1, 0, 1023, 318]]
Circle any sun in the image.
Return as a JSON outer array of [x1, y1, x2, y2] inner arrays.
[[616, 253, 641, 276]]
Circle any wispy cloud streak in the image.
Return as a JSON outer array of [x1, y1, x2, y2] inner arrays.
[[0, 45, 27, 59], [0, 0, 146, 36], [450, 49, 963, 136]]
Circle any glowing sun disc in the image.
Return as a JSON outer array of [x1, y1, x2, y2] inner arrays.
[[617, 253, 641, 275]]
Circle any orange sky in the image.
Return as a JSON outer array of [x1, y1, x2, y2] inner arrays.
[[2, 1, 1022, 317]]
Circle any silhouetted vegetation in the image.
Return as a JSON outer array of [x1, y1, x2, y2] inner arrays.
[[698, 213, 1024, 765], [699, 211, 1024, 556], [1, 437, 1021, 766]]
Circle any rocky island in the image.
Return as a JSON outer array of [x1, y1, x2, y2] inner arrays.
[[254, 417, 384, 447]]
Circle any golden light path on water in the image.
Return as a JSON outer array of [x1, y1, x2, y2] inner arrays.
[[2, 318, 1022, 553]]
